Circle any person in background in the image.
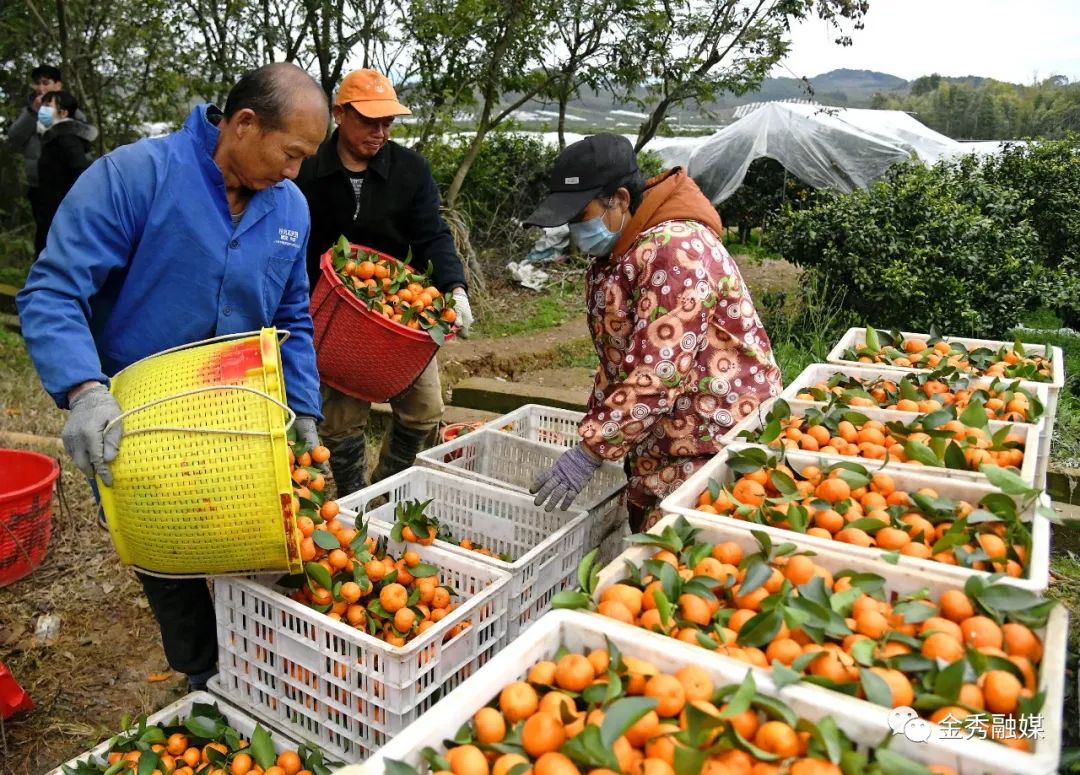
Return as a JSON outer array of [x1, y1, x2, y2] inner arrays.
[[35, 91, 95, 241], [525, 134, 783, 531], [5, 64, 97, 256], [17, 63, 329, 692], [296, 69, 474, 495]]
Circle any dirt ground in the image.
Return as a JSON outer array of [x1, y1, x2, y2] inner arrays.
[[1, 333, 184, 774]]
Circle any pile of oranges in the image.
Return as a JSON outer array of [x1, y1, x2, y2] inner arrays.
[[739, 399, 1027, 473], [284, 514, 469, 647], [285, 442, 467, 647], [386, 649, 960, 775], [692, 449, 1033, 574], [74, 705, 337, 775], [794, 370, 1044, 424], [332, 240, 457, 337], [566, 518, 1049, 753], [391, 498, 510, 561], [840, 328, 1054, 383]]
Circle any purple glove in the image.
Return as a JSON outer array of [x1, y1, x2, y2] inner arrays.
[[531, 444, 602, 512]]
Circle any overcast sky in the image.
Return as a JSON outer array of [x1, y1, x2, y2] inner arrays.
[[777, 0, 1080, 84]]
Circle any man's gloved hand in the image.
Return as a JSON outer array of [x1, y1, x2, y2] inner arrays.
[[293, 415, 329, 474], [62, 383, 123, 486], [531, 444, 602, 512], [451, 287, 473, 338]]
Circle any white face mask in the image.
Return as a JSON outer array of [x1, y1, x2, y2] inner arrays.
[[38, 104, 55, 128], [568, 200, 628, 256]]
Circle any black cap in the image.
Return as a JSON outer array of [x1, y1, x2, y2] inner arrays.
[[524, 134, 638, 227]]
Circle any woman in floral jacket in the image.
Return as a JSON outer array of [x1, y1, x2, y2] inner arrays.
[[526, 134, 782, 530]]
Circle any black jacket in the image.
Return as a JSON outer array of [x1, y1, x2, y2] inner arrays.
[[37, 119, 94, 217], [295, 133, 466, 292]]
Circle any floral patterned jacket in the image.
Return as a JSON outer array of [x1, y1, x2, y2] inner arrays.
[[579, 175, 782, 508]]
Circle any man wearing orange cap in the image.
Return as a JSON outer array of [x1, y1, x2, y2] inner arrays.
[[296, 69, 472, 494]]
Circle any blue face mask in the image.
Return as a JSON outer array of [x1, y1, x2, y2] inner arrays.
[[38, 105, 54, 128], [569, 204, 627, 257]]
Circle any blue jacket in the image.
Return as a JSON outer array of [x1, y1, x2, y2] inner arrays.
[[17, 105, 322, 419]]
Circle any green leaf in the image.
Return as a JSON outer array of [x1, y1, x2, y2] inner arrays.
[[770, 661, 804, 689], [383, 760, 422, 775], [934, 658, 967, 701], [551, 591, 593, 610], [578, 549, 599, 595], [975, 584, 1046, 613], [250, 724, 276, 769], [758, 417, 783, 445], [850, 638, 876, 667], [858, 667, 894, 709], [718, 671, 756, 718], [184, 715, 223, 739], [874, 748, 935, 775], [653, 588, 674, 631], [920, 409, 954, 430], [904, 440, 941, 467], [959, 401, 990, 429], [980, 464, 1034, 496], [428, 326, 446, 346], [305, 561, 333, 592], [943, 441, 968, 470], [136, 751, 161, 775], [801, 715, 843, 764], [561, 726, 618, 771], [769, 470, 798, 497], [410, 562, 439, 578], [736, 609, 783, 648], [865, 327, 881, 352], [738, 558, 773, 598], [673, 746, 708, 775]]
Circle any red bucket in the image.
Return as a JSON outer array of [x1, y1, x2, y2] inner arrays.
[[0, 449, 60, 587], [310, 247, 454, 403]]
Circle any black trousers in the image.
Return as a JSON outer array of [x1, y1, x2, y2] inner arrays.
[[136, 572, 218, 679], [27, 187, 52, 257]]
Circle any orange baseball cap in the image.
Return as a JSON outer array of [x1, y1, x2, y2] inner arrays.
[[335, 69, 411, 118]]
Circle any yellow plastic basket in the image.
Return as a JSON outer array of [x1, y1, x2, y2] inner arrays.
[[97, 328, 302, 577]]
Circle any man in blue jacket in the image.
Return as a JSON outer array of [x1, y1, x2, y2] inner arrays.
[[16, 62, 329, 691]]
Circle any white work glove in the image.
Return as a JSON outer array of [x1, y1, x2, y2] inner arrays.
[[293, 415, 329, 474], [452, 287, 473, 338], [62, 384, 123, 486]]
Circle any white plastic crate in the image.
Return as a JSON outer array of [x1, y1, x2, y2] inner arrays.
[[336, 466, 589, 640], [484, 403, 586, 449], [415, 429, 627, 556], [588, 514, 1066, 775], [49, 692, 302, 775], [362, 610, 1046, 775], [826, 327, 1065, 472], [660, 447, 1050, 591], [721, 397, 1041, 485], [213, 520, 512, 762], [781, 362, 1053, 487]]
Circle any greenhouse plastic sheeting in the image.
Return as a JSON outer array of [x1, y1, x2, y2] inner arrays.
[[687, 102, 978, 204]]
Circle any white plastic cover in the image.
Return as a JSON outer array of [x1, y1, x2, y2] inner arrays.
[[687, 102, 987, 204]]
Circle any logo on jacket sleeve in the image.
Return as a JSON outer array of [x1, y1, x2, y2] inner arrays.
[[276, 227, 300, 248]]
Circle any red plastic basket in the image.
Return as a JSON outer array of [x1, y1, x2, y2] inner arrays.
[[309, 246, 453, 403], [0, 449, 60, 587]]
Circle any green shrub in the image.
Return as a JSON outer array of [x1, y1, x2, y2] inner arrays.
[[769, 160, 1044, 337], [424, 132, 560, 251], [980, 137, 1080, 326], [720, 157, 817, 242]]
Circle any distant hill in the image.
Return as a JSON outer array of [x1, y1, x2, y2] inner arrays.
[[506, 69, 1011, 132]]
